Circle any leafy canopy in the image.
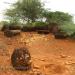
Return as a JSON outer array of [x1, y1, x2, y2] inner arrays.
[[5, 0, 44, 23], [43, 11, 73, 25]]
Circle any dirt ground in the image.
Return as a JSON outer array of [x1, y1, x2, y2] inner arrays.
[[0, 32, 75, 75]]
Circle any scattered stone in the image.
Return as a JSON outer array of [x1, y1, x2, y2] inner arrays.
[[32, 70, 43, 75], [33, 64, 40, 69], [60, 54, 67, 58], [40, 59, 46, 61]]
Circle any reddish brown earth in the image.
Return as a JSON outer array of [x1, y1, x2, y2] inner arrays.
[[0, 32, 75, 75]]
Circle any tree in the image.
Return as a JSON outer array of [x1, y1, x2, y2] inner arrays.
[[43, 11, 73, 25], [5, 0, 44, 23], [5, 8, 20, 25]]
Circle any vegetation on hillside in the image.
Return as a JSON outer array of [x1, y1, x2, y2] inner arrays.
[[0, 0, 75, 38]]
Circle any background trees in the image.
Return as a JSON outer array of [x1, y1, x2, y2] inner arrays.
[[43, 11, 73, 25], [5, 0, 74, 25], [2, 0, 75, 36], [5, 8, 20, 25]]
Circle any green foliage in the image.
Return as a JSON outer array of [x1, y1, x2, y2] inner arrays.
[[1, 21, 9, 26], [4, 0, 75, 38], [10, 0, 44, 23], [5, 8, 20, 25], [43, 11, 73, 25], [60, 23, 75, 36], [69, 32, 75, 39], [32, 21, 47, 27]]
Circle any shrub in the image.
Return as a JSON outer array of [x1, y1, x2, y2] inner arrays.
[[2, 25, 21, 31], [9, 25, 22, 30], [32, 21, 47, 27], [21, 26, 35, 32], [60, 23, 75, 33], [21, 22, 48, 32], [69, 32, 75, 39], [1, 21, 10, 31], [1, 21, 22, 31], [32, 21, 48, 30], [1, 24, 9, 31]]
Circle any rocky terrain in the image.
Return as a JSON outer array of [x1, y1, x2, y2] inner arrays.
[[0, 32, 75, 75]]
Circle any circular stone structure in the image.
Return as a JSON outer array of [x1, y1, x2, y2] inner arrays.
[[11, 47, 31, 70]]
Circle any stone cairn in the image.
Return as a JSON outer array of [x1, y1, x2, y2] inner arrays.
[[11, 47, 31, 70]]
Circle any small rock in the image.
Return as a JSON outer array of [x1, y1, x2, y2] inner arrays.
[[40, 59, 45, 61], [60, 54, 67, 58], [33, 70, 43, 75], [33, 64, 40, 69]]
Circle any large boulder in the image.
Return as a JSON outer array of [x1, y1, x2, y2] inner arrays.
[[4, 30, 21, 37], [11, 47, 31, 70], [54, 32, 68, 39]]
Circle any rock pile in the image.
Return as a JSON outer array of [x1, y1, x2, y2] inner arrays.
[[11, 47, 31, 70]]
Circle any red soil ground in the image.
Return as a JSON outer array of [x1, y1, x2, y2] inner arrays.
[[0, 32, 75, 75]]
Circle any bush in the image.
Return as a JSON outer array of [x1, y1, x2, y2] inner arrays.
[[60, 23, 75, 36], [32, 22, 48, 30], [55, 24, 75, 39], [32, 21, 47, 27], [21, 26, 35, 32], [11, 47, 31, 70], [1, 21, 22, 31], [1, 24, 9, 31], [21, 22, 48, 32], [1, 21, 10, 31], [2, 25, 21, 31], [69, 32, 75, 39], [9, 25, 22, 30]]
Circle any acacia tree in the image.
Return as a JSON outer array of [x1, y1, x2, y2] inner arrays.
[[5, 0, 44, 23], [5, 8, 20, 25], [43, 11, 73, 25]]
